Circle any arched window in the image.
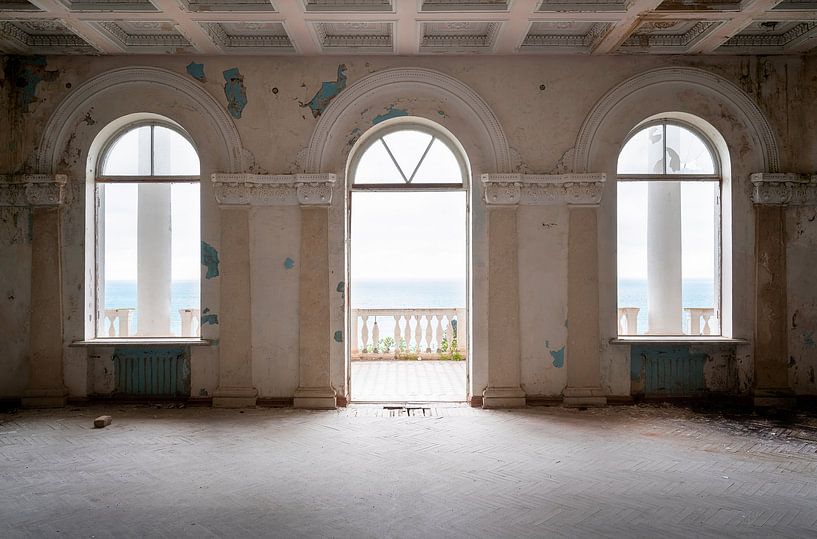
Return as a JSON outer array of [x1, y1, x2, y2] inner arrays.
[[350, 125, 466, 188], [96, 122, 201, 338], [616, 120, 721, 336]]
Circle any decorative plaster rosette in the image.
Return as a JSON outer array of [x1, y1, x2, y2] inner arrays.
[[481, 173, 605, 205], [212, 173, 336, 206], [0, 174, 67, 207], [751, 173, 817, 205]]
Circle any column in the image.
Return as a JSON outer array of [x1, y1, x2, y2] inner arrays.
[[294, 205, 336, 409], [564, 205, 607, 407], [17, 175, 69, 408], [482, 205, 526, 408], [212, 206, 257, 408], [750, 173, 812, 408], [136, 183, 172, 335], [647, 181, 683, 334]]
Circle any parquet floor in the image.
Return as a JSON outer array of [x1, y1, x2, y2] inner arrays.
[[2, 404, 817, 538]]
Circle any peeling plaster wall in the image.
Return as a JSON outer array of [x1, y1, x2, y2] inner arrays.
[[787, 205, 817, 395], [1, 53, 816, 401]]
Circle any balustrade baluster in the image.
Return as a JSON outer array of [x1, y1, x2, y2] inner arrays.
[[435, 315, 443, 352], [351, 311, 359, 354], [455, 308, 466, 352], [424, 314, 433, 353], [361, 315, 369, 353], [445, 316, 454, 352], [414, 315, 422, 355], [394, 315, 402, 354], [372, 320, 380, 353]]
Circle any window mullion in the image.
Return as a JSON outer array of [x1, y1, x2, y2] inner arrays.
[[381, 138, 408, 183], [408, 136, 435, 183]]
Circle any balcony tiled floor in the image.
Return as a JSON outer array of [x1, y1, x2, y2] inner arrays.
[[351, 360, 466, 402]]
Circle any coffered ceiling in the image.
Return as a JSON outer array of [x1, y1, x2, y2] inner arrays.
[[1, 0, 816, 55]]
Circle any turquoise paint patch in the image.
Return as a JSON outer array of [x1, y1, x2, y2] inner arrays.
[[186, 61, 206, 82], [336, 281, 344, 293], [201, 313, 218, 325], [334, 330, 343, 343], [372, 104, 408, 125], [550, 346, 565, 368], [284, 257, 295, 269], [201, 241, 220, 279], [7, 56, 58, 112], [300, 64, 347, 118], [223, 67, 247, 119]]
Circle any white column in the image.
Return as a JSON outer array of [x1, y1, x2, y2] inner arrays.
[[136, 128, 172, 336], [647, 181, 682, 334]]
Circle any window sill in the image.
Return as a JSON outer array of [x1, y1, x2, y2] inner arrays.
[[610, 336, 749, 345], [70, 338, 213, 347]]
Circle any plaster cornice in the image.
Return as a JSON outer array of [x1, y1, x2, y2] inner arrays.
[[0, 174, 68, 207], [751, 173, 817, 205], [212, 173, 336, 206], [481, 173, 605, 205]]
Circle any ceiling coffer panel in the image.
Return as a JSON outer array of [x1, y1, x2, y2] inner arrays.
[[0, 19, 96, 53], [201, 21, 295, 52], [58, 0, 158, 12], [718, 20, 817, 52], [522, 21, 611, 53], [420, 21, 500, 51], [305, 0, 392, 11], [0, 0, 41, 11], [184, 0, 276, 12], [422, 0, 509, 10], [91, 20, 194, 52], [537, 0, 627, 12], [620, 19, 721, 53], [313, 21, 393, 51]]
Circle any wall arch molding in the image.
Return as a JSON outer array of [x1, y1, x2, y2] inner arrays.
[[573, 66, 780, 173], [36, 66, 245, 174], [305, 67, 511, 173]]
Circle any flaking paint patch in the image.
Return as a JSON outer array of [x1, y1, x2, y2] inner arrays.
[[372, 104, 408, 125], [337, 281, 345, 300], [284, 257, 295, 269], [201, 241, 220, 279], [300, 64, 347, 118], [186, 62, 206, 82], [5, 55, 58, 112], [334, 330, 343, 343], [550, 346, 565, 368], [201, 308, 218, 325], [804, 332, 815, 348], [223, 67, 247, 119]]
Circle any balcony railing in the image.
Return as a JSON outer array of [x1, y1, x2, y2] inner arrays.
[[617, 307, 718, 336], [102, 308, 201, 337], [351, 308, 466, 360]]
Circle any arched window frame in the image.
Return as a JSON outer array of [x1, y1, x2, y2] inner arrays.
[[348, 123, 468, 190], [93, 119, 201, 339], [616, 118, 724, 337]]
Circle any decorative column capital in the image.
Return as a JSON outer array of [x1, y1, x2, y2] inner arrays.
[[211, 173, 336, 206], [751, 173, 817, 205], [481, 173, 605, 206], [0, 174, 68, 207]]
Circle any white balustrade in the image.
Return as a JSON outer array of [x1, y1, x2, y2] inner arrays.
[[103, 308, 134, 337], [617, 307, 640, 336], [179, 308, 201, 337], [685, 308, 717, 336], [351, 308, 466, 360]]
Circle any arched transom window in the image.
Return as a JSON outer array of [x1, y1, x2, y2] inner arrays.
[[96, 122, 201, 338], [350, 126, 466, 188], [616, 120, 721, 337]]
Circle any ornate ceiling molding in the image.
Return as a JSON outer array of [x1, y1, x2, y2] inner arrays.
[[751, 173, 817, 205], [0, 174, 68, 207], [574, 67, 780, 174], [36, 66, 245, 174], [306, 67, 510, 173], [481, 173, 605, 205], [212, 173, 336, 206]]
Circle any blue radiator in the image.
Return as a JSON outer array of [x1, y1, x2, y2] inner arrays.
[[631, 345, 707, 397], [113, 347, 190, 397]]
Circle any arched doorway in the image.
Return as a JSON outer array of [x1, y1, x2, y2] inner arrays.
[[346, 118, 470, 403]]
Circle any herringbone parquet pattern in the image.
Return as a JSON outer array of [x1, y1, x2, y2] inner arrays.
[[1, 405, 816, 538]]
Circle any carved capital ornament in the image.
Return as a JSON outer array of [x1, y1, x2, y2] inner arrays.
[[481, 173, 605, 206], [751, 173, 817, 206], [0, 174, 68, 207], [212, 173, 336, 206]]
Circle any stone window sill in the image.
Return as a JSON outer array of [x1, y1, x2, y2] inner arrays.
[[610, 336, 749, 345], [70, 338, 213, 347]]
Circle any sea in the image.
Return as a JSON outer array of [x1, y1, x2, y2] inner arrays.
[[105, 278, 715, 336]]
